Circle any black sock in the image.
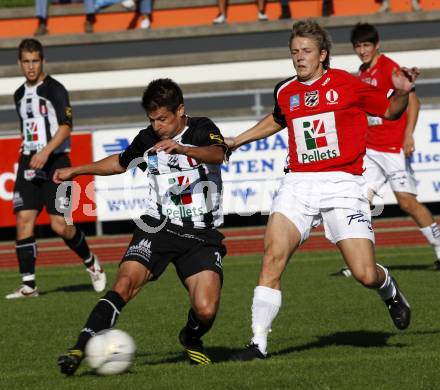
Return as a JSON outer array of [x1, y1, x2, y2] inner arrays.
[[63, 227, 93, 267], [73, 290, 126, 352], [16, 237, 37, 288], [183, 309, 215, 340], [38, 16, 47, 26]]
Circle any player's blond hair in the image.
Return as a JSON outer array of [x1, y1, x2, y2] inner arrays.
[[289, 20, 332, 69]]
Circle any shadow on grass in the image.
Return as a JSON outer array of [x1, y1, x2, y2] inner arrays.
[[330, 263, 436, 277], [137, 347, 243, 365], [39, 283, 93, 295], [272, 330, 405, 357], [385, 264, 436, 272]]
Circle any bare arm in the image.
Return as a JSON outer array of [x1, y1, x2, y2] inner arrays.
[[402, 91, 420, 157], [384, 67, 419, 121], [53, 154, 126, 183], [151, 141, 225, 164], [227, 114, 283, 150], [30, 124, 71, 169]]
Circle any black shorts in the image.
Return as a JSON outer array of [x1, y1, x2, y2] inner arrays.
[[121, 215, 227, 285], [13, 153, 71, 216]]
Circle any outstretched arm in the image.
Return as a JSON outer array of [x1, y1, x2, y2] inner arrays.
[[384, 67, 419, 121], [151, 140, 225, 164], [53, 154, 126, 183], [227, 114, 283, 150]]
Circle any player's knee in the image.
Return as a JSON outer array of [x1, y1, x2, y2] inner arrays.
[[193, 300, 217, 322], [352, 267, 379, 288], [112, 275, 136, 301], [50, 222, 67, 236], [398, 196, 417, 214]]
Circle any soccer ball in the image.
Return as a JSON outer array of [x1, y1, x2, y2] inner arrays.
[[85, 329, 136, 375]]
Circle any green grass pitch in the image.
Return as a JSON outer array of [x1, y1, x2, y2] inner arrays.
[[1, 246, 440, 389]]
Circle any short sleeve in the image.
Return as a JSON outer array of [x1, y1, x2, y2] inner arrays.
[[52, 83, 72, 127], [272, 82, 287, 128], [353, 75, 390, 117], [190, 118, 227, 149], [119, 129, 156, 170]]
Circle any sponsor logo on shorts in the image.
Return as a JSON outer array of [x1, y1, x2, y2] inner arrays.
[[13, 192, 24, 208], [214, 251, 223, 269], [125, 238, 152, 262], [346, 211, 372, 231]]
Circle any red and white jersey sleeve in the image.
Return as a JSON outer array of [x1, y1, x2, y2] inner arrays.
[[273, 68, 390, 175], [358, 54, 407, 153]]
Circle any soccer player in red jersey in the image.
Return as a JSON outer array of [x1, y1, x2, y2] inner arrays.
[[227, 20, 419, 361], [351, 23, 440, 270]]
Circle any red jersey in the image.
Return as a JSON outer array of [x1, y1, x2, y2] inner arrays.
[[273, 68, 390, 175], [358, 54, 407, 153]]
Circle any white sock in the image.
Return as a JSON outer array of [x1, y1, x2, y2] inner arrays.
[[420, 223, 440, 259], [376, 263, 396, 300], [250, 286, 282, 355]]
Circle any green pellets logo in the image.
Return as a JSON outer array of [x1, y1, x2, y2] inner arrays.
[[25, 121, 39, 141], [168, 176, 192, 205], [303, 119, 328, 150]]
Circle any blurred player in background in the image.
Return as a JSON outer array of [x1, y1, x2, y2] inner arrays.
[[348, 23, 440, 271], [56, 78, 228, 374], [226, 20, 418, 361], [6, 39, 106, 299]]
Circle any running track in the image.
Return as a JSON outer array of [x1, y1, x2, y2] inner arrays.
[[0, 218, 436, 269]]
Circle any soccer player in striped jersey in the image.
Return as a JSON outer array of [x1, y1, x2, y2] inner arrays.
[[56, 78, 228, 374]]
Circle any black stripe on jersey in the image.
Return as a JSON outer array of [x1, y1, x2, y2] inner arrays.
[[41, 98, 51, 143], [25, 98, 34, 118], [197, 165, 214, 228]]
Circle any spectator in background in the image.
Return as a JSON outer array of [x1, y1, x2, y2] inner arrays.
[[34, 0, 95, 35], [279, 0, 291, 20], [322, 0, 333, 16], [377, 0, 421, 13], [213, 0, 268, 24], [34, 0, 147, 35], [92, 0, 152, 30]]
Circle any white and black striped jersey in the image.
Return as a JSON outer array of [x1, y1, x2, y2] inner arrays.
[[119, 116, 226, 229], [14, 75, 72, 155]]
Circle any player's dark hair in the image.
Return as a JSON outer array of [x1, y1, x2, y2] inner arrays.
[[350, 23, 379, 46], [289, 20, 332, 69], [18, 38, 44, 60], [142, 78, 184, 113]]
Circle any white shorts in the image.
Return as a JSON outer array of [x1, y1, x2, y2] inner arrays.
[[363, 148, 417, 197], [271, 172, 374, 245]]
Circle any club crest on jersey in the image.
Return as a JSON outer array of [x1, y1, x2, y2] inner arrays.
[[325, 89, 339, 104], [304, 91, 319, 107], [289, 94, 300, 111]]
